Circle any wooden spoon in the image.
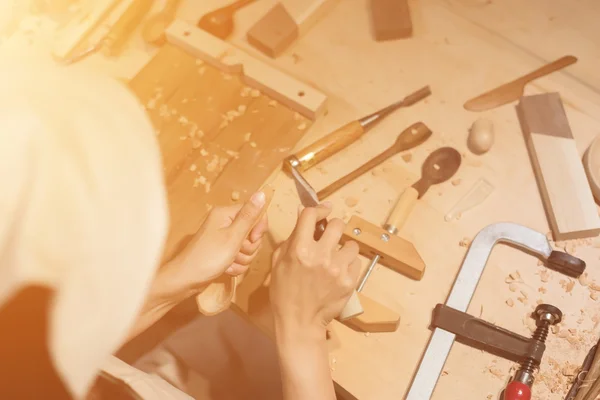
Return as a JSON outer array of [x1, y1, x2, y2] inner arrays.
[[197, 0, 257, 39], [464, 55, 578, 112], [317, 122, 432, 200], [387, 147, 461, 232], [142, 0, 183, 46]]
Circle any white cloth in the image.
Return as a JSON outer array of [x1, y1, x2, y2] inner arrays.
[[0, 54, 169, 398]]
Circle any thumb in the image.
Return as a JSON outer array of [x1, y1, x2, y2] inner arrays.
[[229, 191, 267, 243]]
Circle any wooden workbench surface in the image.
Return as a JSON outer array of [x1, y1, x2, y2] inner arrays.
[[3, 1, 600, 399]]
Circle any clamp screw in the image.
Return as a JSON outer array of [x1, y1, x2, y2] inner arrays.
[[353, 228, 362, 236], [381, 233, 390, 242]]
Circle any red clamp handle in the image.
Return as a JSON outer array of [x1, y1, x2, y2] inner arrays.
[[504, 381, 531, 400]]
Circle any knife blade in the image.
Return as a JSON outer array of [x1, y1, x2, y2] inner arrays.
[[289, 167, 328, 240]]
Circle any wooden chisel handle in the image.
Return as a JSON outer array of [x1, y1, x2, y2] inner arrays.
[[288, 120, 365, 172], [385, 187, 419, 234]]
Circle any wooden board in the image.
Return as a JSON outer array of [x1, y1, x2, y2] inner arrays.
[[517, 93, 600, 240], [370, 0, 413, 41], [165, 20, 327, 120], [128, 43, 312, 262]]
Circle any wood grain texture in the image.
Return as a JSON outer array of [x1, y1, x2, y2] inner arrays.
[[165, 20, 327, 119], [517, 93, 600, 240], [370, 0, 413, 41], [129, 44, 312, 313], [247, 3, 299, 58], [340, 216, 425, 280]]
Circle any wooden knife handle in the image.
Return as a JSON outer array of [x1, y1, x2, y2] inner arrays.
[[385, 187, 419, 233], [291, 120, 365, 172], [521, 55, 577, 83], [338, 291, 364, 321]]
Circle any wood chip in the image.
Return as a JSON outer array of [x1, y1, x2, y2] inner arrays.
[[297, 122, 307, 131], [551, 325, 560, 335], [539, 270, 550, 283], [268, 100, 277, 107], [192, 140, 202, 149], [526, 318, 537, 332], [509, 283, 518, 292], [189, 164, 197, 172], [251, 89, 261, 98], [510, 271, 522, 281], [345, 197, 359, 208], [238, 105, 247, 114], [579, 273, 590, 287], [231, 191, 240, 201], [565, 280, 575, 293], [506, 298, 514, 307], [590, 283, 600, 291], [518, 297, 528, 305], [459, 237, 471, 247], [488, 367, 504, 379], [401, 153, 412, 163], [200, 148, 209, 157], [244, 132, 252, 142], [591, 292, 599, 301], [520, 290, 528, 299], [558, 330, 569, 338], [538, 287, 547, 294], [250, 142, 257, 148], [451, 178, 462, 186], [536, 299, 544, 305]]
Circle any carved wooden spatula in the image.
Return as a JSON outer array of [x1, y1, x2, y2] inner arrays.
[[464, 55, 577, 112]]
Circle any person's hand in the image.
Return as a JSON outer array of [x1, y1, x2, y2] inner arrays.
[[270, 203, 361, 336], [170, 191, 269, 293]]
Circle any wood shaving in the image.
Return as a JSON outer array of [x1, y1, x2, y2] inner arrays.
[[459, 237, 471, 247], [244, 132, 252, 142], [192, 140, 202, 149], [294, 112, 302, 120], [364, 332, 370, 337], [590, 283, 600, 291], [565, 280, 575, 293], [268, 100, 277, 107], [231, 191, 240, 201], [238, 105, 247, 114], [250, 142, 257, 148], [488, 367, 504, 379], [526, 318, 537, 332], [591, 292, 599, 301], [205, 182, 211, 193], [198, 66, 206, 75], [537, 259, 544, 266], [195, 59, 203, 65], [539, 269, 550, 283], [520, 290, 528, 299], [226, 150, 239, 158], [251, 89, 261, 98], [189, 164, 197, 172], [518, 297, 528, 305], [441, 370, 448, 376], [579, 273, 590, 287], [511, 271, 522, 280], [509, 283, 518, 292], [297, 122, 307, 130], [451, 178, 462, 186], [506, 298, 514, 307], [179, 116, 189, 125], [200, 148, 209, 157], [551, 325, 560, 334], [401, 153, 412, 163], [538, 287, 547, 294], [565, 242, 576, 254], [179, 136, 187, 141], [536, 299, 544, 305], [345, 197, 359, 208], [240, 87, 252, 97], [558, 330, 569, 338]]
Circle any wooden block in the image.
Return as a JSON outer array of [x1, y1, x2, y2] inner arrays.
[[165, 20, 327, 120], [247, 3, 299, 58], [282, 0, 341, 36], [517, 93, 600, 240], [341, 216, 425, 280], [344, 293, 400, 333], [370, 0, 413, 41]]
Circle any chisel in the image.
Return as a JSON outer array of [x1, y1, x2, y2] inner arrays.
[[284, 86, 431, 173]]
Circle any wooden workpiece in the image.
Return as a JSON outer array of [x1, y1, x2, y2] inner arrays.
[[165, 20, 327, 120], [7, 1, 600, 399], [517, 93, 600, 241], [247, 0, 340, 58], [370, 0, 413, 41]]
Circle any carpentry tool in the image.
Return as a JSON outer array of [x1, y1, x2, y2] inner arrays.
[[349, 147, 461, 292], [517, 93, 600, 240], [464, 55, 577, 111], [405, 222, 586, 400], [583, 135, 600, 203], [284, 86, 431, 173], [575, 337, 600, 400], [565, 340, 599, 400], [197, 0, 257, 40], [142, 0, 183, 46], [317, 122, 432, 200], [289, 167, 364, 320], [444, 178, 494, 221]]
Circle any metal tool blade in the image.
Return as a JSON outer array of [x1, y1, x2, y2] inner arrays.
[[405, 223, 553, 400], [290, 167, 320, 207]]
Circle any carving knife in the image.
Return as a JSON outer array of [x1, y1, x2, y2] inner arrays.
[[463, 55, 577, 112], [289, 167, 364, 320]]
